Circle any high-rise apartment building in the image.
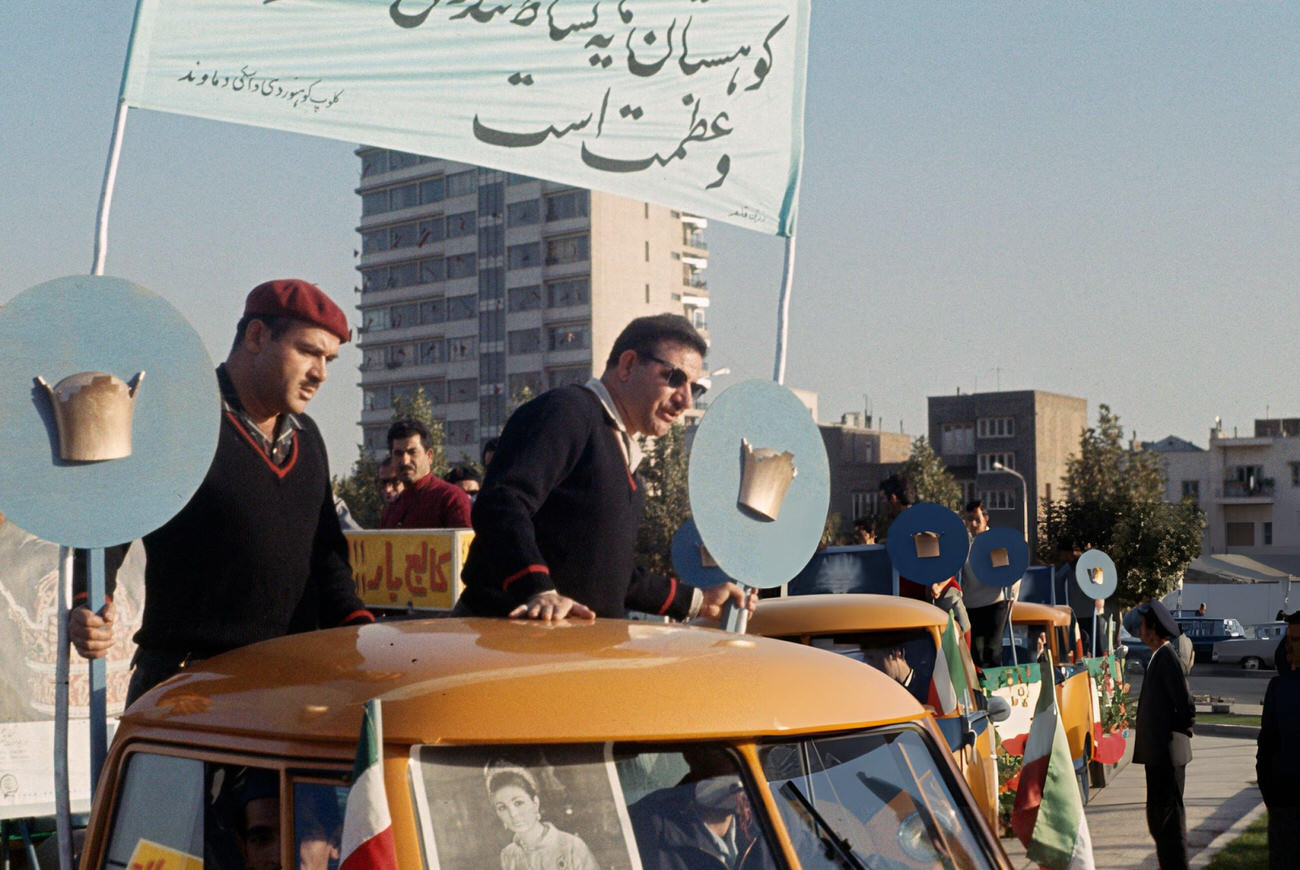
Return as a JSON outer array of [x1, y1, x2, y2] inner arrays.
[[354, 150, 710, 460]]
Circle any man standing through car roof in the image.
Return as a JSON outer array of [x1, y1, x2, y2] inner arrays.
[[69, 280, 373, 703], [459, 314, 750, 623]]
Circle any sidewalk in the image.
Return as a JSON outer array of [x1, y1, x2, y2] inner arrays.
[[1001, 733, 1263, 869]]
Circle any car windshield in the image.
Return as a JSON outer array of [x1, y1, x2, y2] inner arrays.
[[410, 743, 779, 870], [758, 726, 999, 869], [1224, 618, 1245, 637], [805, 629, 938, 708]]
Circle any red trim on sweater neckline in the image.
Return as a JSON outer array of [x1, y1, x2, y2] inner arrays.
[[226, 411, 299, 478]]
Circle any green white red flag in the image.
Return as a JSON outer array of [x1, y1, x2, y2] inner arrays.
[[928, 610, 968, 715], [339, 699, 399, 870], [1011, 653, 1094, 869]]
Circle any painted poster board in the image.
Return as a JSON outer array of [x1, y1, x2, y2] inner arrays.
[[345, 529, 473, 611]]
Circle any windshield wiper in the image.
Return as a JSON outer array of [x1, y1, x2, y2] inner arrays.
[[779, 781, 868, 870]]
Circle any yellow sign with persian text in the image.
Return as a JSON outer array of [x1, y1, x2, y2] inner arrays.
[[345, 529, 473, 611], [126, 839, 203, 870]]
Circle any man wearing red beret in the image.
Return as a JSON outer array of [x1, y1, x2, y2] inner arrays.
[[70, 280, 373, 704]]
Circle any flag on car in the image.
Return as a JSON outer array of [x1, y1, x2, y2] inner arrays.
[[929, 610, 969, 715], [339, 699, 399, 870], [1011, 652, 1094, 869]]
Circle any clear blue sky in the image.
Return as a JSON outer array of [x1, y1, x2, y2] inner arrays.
[[3, 2, 1297, 469]]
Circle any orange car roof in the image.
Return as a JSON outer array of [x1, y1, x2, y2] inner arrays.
[[748, 593, 950, 637], [120, 618, 926, 750], [1011, 601, 1073, 626]]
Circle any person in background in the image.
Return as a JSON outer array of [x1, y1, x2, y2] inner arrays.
[[381, 419, 472, 529], [851, 516, 876, 545], [1257, 611, 1300, 868], [378, 454, 404, 506], [961, 499, 1020, 668], [445, 464, 483, 499]]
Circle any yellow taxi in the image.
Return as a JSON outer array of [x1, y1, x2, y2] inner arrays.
[[747, 594, 1006, 830], [79, 618, 1013, 869], [986, 601, 1100, 801]]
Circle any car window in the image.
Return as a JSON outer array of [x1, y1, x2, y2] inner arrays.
[[104, 753, 204, 868], [759, 727, 998, 869], [807, 629, 938, 708], [410, 743, 778, 870]]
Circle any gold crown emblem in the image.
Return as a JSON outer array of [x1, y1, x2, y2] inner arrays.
[[737, 437, 797, 522], [1088, 565, 1105, 585], [37, 370, 145, 461]]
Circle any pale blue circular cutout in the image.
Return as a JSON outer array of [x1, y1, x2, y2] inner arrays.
[[1075, 549, 1118, 600], [0, 276, 219, 548], [671, 517, 732, 589], [688, 380, 829, 588], [968, 527, 1029, 588], [885, 502, 970, 585]]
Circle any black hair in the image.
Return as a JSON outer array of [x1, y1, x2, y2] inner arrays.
[[878, 473, 913, 506], [964, 499, 984, 513], [852, 516, 875, 533], [605, 314, 707, 370], [444, 464, 482, 485], [387, 418, 432, 451], [231, 314, 292, 352]]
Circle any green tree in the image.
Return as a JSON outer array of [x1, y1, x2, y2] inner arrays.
[[902, 436, 963, 510], [635, 424, 691, 577], [1036, 404, 1204, 608], [332, 387, 447, 528]]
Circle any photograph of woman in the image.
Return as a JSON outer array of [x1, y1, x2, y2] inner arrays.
[[486, 760, 601, 870]]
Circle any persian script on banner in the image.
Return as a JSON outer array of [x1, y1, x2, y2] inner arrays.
[[122, 0, 809, 235]]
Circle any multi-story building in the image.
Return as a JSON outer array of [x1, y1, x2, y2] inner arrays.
[[818, 414, 913, 527], [1153, 418, 1300, 562], [354, 150, 709, 460], [928, 390, 1088, 547]]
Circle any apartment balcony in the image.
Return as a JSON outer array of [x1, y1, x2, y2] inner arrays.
[[685, 274, 708, 290], [683, 232, 708, 250], [1217, 478, 1275, 502]]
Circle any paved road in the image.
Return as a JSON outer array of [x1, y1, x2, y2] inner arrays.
[[1127, 662, 1272, 708], [1003, 733, 1264, 869]]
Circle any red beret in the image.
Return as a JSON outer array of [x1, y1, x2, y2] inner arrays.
[[243, 279, 351, 343]]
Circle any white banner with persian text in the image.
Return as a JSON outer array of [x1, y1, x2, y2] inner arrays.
[[122, 0, 809, 236]]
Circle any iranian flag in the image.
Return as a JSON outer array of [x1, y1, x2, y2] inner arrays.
[[1011, 652, 1094, 869], [928, 610, 969, 714], [339, 699, 399, 870]]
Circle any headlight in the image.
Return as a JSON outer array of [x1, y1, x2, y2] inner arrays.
[[897, 812, 939, 862]]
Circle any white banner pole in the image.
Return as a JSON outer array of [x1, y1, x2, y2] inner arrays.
[[91, 99, 130, 276], [771, 233, 797, 384]]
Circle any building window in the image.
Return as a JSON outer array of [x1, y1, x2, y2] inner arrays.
[[509, 371, 543, 398], [419, 217, 445, 247], [364, 426, 387, 452], [507, 200, 540, 227], [1226, 522, 1255, 547], [506, 172, 533, 186], [447, 378, 477, 403], [389, 303, 418, 329], [423, 380, 447, 404], [1181, 480, 1200, 502], [850, 491, 877, 520], [940, 422, 974, 456], [419, 339, 446, 365], [479, 267, 505, 301], [1264, 522, 1273, 546], [419, 177, 445, 204], [445, 170, 477, 198], [548, 366, 590, 388], [420, 298, 446, 324], [480, 351, 505, 384], [961, 481, 976, 505], [445, 420, 476, 444], [507, 285, 543, 311], [447, 294, 477, 321], [362, 308, 390, 332], [446, 336, 476, 362], [446, 211, 476, 238], [544, 190, 590, 222], [447, 253, 477, 279], [545, 234, 589, 265], [977, 417, 1015, 438], [419, 258, 446, 284], [1291, 462, 1300, 486], [508, 242, 541, 270], [480, 393, 506, 428], [508, 328, 542, 354], [478, 225, 505, 257], [479, 309, 505, 343], [548, 324, 590, 352], [546, 277, 590, 308], [980, 489, 1017, 511], [478, 182, 504, 218], [978, 452, 1015, 473], [363, 387, 390, 411]]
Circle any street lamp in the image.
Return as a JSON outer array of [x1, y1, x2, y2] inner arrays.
[[991, 461, 1029, 543]]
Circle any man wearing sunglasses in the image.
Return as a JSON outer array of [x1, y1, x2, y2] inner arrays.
[[459, 314, 752, 623]]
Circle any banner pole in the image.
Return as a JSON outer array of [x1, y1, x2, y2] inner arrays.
[[55, 546, 74, 870], [91, 99, 130, 276], [771, 234, 797, 384]]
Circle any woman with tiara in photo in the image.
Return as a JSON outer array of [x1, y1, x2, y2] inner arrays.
[[485, 760, 600, 870]]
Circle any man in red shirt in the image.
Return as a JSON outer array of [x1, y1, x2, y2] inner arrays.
[[380, 419, 472, 528]]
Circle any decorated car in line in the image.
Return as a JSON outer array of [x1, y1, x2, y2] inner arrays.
[[747, 593, 1009, 830], [78, 618, 1014, 869]]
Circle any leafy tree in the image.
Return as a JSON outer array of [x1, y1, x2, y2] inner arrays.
[[1036, 404, 1204, 608], [903, 436, 963, 510], [635, 424, 691, 577], [332, 387, 447, 528]]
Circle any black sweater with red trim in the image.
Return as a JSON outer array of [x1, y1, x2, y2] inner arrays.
[[461, 385, 693, 619], [79, 408, 370, 656]]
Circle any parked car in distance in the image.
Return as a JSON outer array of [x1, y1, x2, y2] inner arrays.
[[79, 618, 1015, 870], [1212, 621, 1285, 669], [1176, 615, 1247, 661]]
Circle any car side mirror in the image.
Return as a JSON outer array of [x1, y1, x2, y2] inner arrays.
[[1115, 644, 1129, 659], [986, 695, 1011, 723]]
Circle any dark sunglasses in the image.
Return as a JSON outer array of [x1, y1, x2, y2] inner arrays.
[[641, 353, 707, 401]]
